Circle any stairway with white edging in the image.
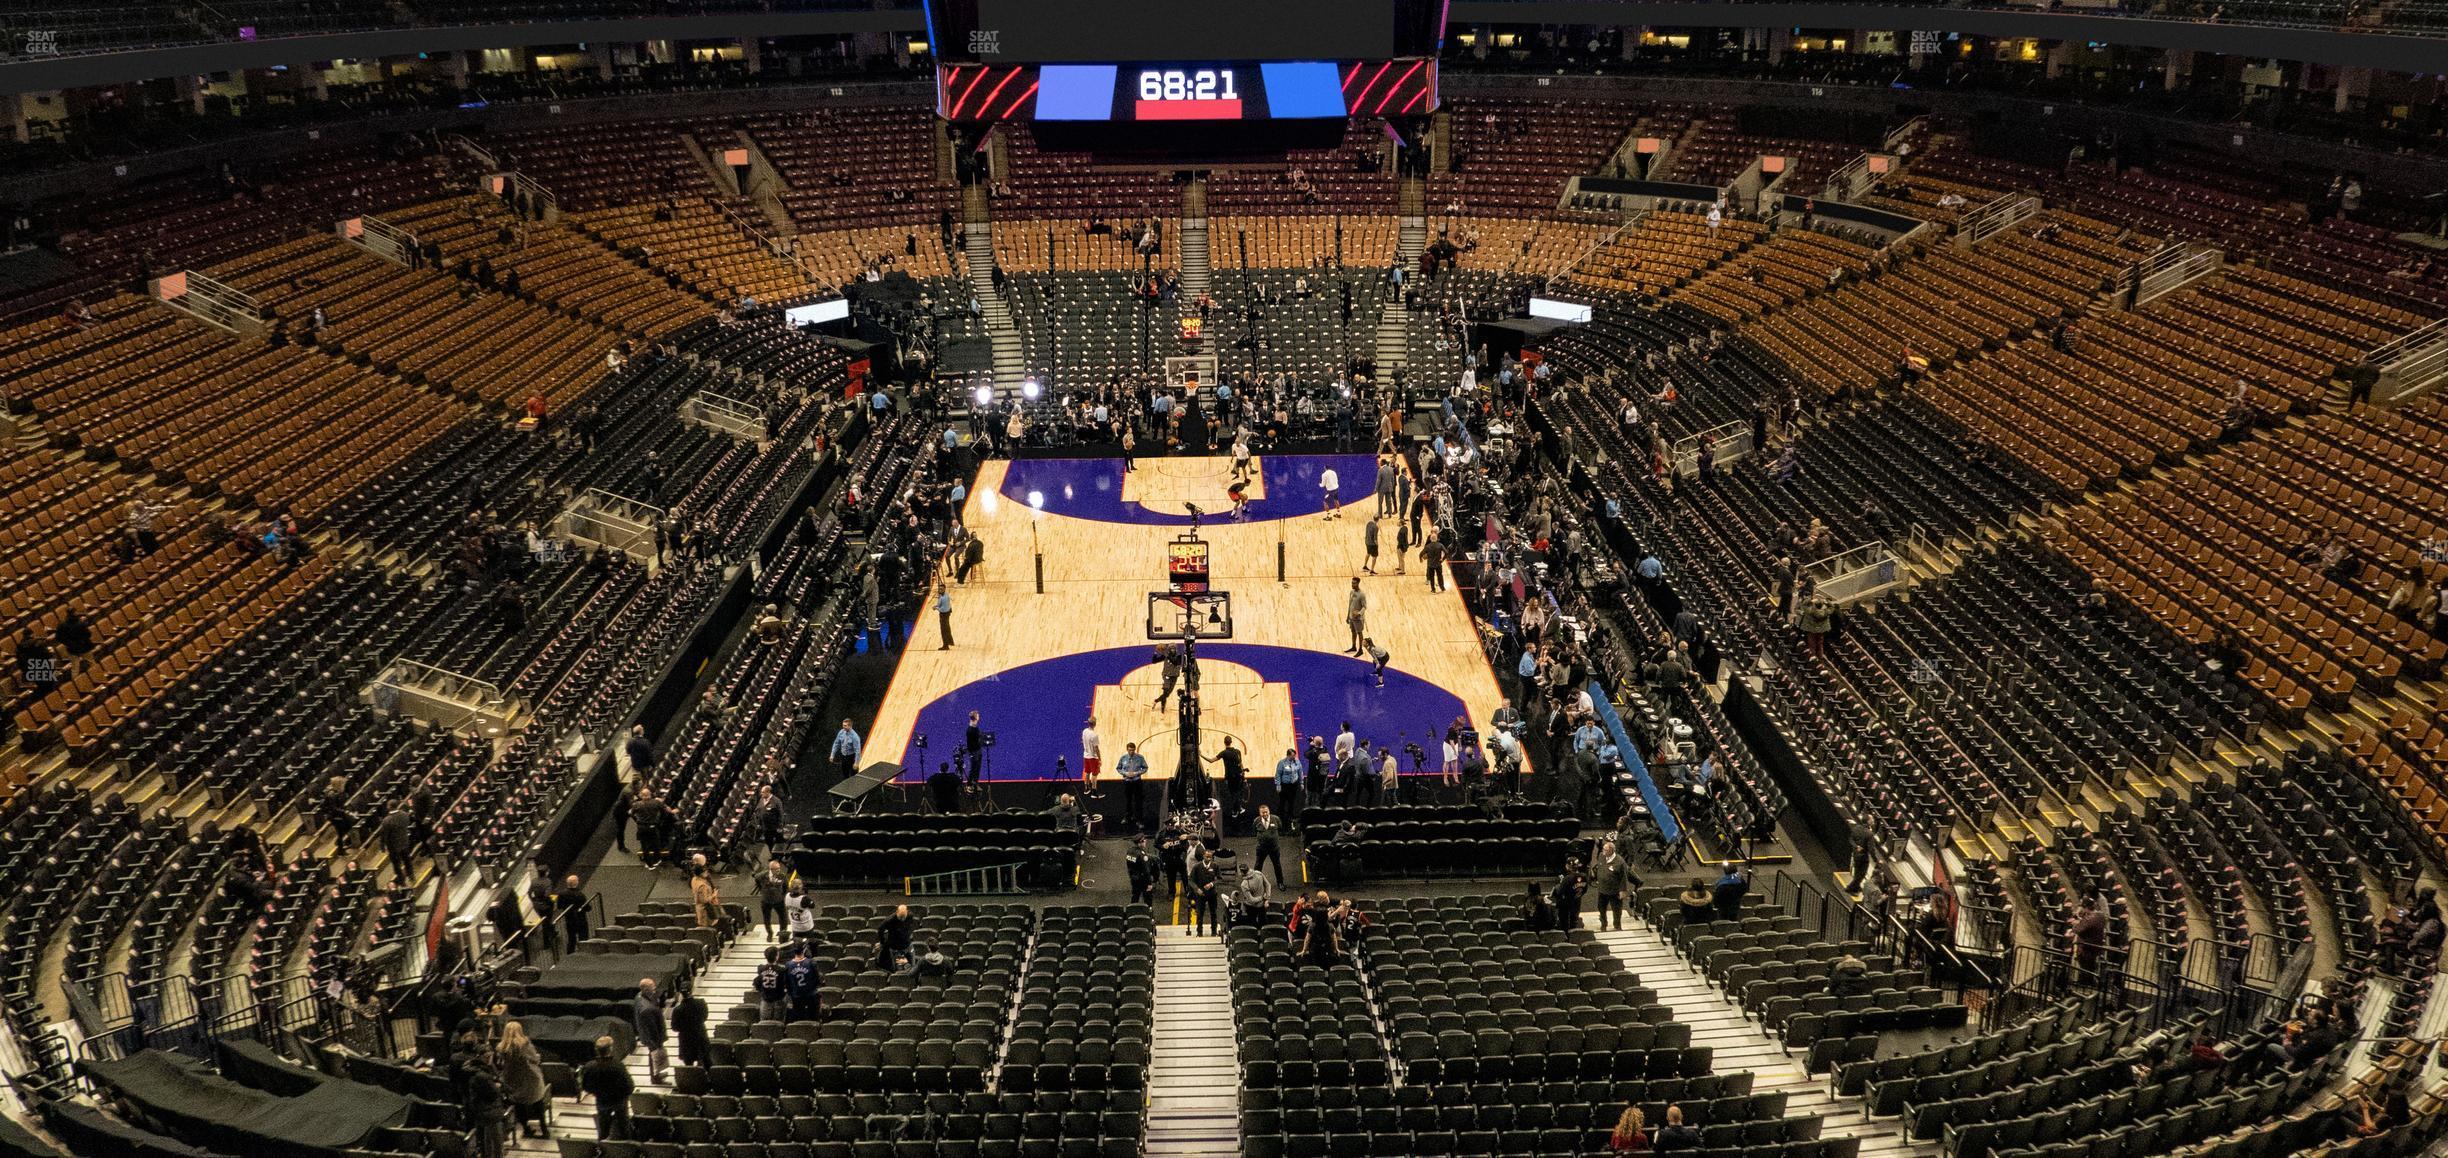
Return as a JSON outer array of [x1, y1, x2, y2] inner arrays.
[[513, 924, 773, 1154], [1592, 922, 1939, 1158], [1144, 928, 1238, 1155]]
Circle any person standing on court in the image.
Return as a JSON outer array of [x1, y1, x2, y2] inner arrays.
[[1080, 718, 1102, 784], [1344, 578, 1368, 655], [934, 587, 954, 649], [1320, 465, 1342, 519], [1362, 517, 1381, 575], [957, 532, 984, 584], [1422, 531, 1446, 592], [1208, 737, 1247, 834], [1115, 743, 1151, 834], [1375, 456, 1398, 516], [1231, 435, 1252, 481], [1153, 644, 1184, 709]]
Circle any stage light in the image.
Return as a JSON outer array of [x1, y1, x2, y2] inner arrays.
[[1022, 377, 1041, 399], [973, 384, 993, 405]]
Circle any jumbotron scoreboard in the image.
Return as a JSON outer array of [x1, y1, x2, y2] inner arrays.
[[928, 0, 1445, 124]]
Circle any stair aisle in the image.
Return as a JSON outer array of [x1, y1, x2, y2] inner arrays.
[[1178, 220, 1212, 305], [514, 923, 774, 1155], [1144, 929, 1239, 1156], [1591, 923, 1940, 1158], [962, 221, 1027, 388], [1373, 305, 1411, 377]]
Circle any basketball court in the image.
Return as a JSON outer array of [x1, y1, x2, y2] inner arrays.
[[862, 453, 1507, 787]]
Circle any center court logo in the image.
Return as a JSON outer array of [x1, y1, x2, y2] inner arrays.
[[968, 29, 1000, 55]]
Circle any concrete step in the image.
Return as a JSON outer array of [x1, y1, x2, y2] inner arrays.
[[1147, 933, 1238, 1156], [1592, 921, 1941, 1158]]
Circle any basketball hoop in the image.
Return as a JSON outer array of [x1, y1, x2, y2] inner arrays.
[[1147, 590, 1233, 640]]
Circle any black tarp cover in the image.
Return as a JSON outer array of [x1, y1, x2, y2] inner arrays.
[[77, 1050, 409, 1158]]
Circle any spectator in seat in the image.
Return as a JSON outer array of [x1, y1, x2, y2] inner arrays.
[[50, 608, 91, 660], [2266, 1008, 2341, 1071], [2407, 908, 2445, 969], [13, 633, 57, 693], [927, 763, 964, 814], [1609, 1104, 1650, 1151], [124, 489, 165, 557], [1712, 864, 1751, 921], [754, 604, 788, 644], [1519, 880, 1558, 931], [580, 1035, 634, 1139], [1653, 1104, 1699, 1150], [1052, 792, 1081, 837], [1829, 953, 1869, 996], [2351, 1079, 2413, 1138], [1554, 859, 1587, 929], [1679, 879, 1716, 926]]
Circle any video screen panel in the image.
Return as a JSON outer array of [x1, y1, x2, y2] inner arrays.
[[954, 0, 1398, 63]]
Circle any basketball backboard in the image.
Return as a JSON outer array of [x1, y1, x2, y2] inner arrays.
[[1147, 590, 1233, 640]]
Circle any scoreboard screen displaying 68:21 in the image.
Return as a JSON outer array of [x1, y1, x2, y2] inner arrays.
[[936, 59, 1435, 123]]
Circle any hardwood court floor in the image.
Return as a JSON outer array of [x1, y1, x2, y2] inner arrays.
[[864, 454, 1505, 782]]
